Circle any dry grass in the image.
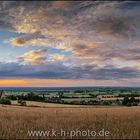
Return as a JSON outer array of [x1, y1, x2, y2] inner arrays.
[[11, 100, 117, 108], [11, 100, 89, 108], [0, 105, 140, 139]]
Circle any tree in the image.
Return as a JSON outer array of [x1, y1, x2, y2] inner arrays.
[[129, 97, 135, 103], [58, 92, 64, 98], [27, 92, 34, 100], [122, 97, 129, 105], [0, 98, 11, 105], [42, 94, 45, 100]]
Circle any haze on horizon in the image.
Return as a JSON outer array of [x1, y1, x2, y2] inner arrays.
[[0, 1, 140, 87]]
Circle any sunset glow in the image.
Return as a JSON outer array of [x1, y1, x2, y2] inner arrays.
[[0, 80, 27, 87]]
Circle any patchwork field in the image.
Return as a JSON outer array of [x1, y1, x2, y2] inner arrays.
[[0, 105, 140, 139]]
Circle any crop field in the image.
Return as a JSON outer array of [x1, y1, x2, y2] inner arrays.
[[11, 100, 89, 108], [0, 105, 140, 139]]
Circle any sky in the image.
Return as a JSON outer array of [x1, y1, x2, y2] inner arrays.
[[0, 1, 140, 87]]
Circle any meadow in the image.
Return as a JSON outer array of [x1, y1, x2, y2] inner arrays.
[[0, 105, 140, 139]]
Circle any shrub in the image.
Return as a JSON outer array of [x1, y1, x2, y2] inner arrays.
[[126, 103, 132, 107], [102, 101, 111, 106], [18, 100, 26, 106], [70, 100, 81, 105], [0, 98, 11, 105], [132, 102, 138, 106]]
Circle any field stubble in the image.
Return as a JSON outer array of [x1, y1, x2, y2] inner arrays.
[[0, 105, 140, 139]]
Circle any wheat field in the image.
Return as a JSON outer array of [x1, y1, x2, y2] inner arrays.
[[0, 105, 140, 139]]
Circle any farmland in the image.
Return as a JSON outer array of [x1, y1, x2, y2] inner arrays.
[[1, 87, 140, 139], [0, 105, 140, 139], [11, 100, 89, 108], [4, 87, 140, 106]]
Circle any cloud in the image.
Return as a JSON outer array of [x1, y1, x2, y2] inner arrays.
[[11, 37, 27, 47], [0, 1, 140, 82], [18, 49, 47, 65], [50, 1, 74, 10], [0, 62, 139, 81], [5, 2, 139, 48], [48, 54, 65, 61], [11, 31, 46, 47]]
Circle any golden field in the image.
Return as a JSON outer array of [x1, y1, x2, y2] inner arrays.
[[0, 104, 140, 139], [11, 100, 89, 108]]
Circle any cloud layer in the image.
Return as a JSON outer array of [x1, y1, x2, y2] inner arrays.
[[0, 62, 139, 80], [0, 1, 140, 83]]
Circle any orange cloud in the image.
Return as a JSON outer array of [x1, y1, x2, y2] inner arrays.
[[49, 54, 65, 61], [11, 37, 27, 47], [18, 49, 47, 65]]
